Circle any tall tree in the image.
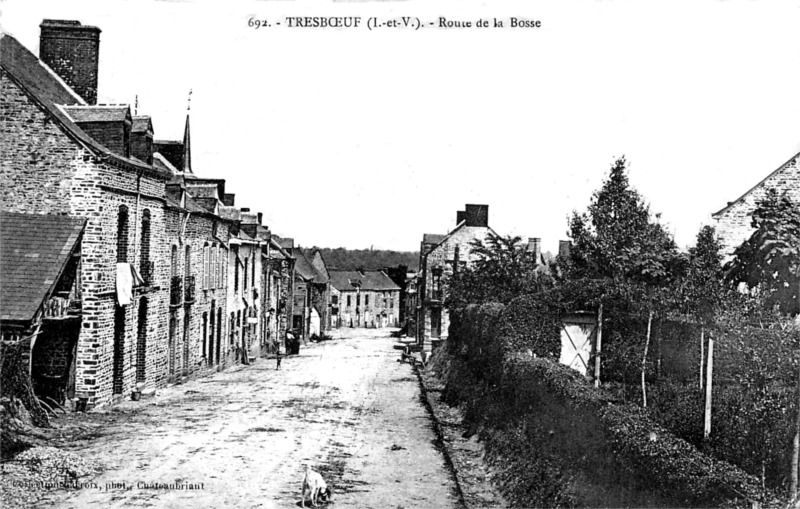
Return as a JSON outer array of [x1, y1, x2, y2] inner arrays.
[[446, 233, 550, 307], [563, 157, 681, 286]]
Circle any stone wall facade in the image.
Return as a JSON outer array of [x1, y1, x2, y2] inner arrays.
[[1, 71, 171, 407], [164, 206, 233, 381], [713, 151, 800, 259], [419, 225, 493, 350], [226, 241, 262, 363], [336, 289, 400, 328]]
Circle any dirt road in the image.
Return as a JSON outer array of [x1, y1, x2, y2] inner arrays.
[[38, 328, 460, 509]]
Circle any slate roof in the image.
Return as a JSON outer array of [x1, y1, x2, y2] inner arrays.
[[294, 253, 318, 281], [423, 233, 446, 244], [268, 238, 290, 260], [64, 105, 130, 123], [294, 252, 328, 283], [0, 33, 170, 179], [0, 212, 86, 323], [132, 116, 153, 133], [713, 149, 800, 217], [328, 270, 401, 292]]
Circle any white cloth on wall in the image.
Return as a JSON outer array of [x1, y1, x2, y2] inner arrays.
[[116, 263, 133, 306]]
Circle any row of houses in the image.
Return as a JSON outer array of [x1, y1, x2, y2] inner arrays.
[[0, 19, 398, 410]]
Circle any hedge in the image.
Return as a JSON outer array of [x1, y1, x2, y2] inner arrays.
[[435, 304, 773, 508]]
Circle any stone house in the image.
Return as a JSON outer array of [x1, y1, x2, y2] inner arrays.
[[417, 204, 495, 351], [713, 149, 800, 258], [1, 23, 175, 407], [293, 250, 331, 337], [328, 269, 401, 328], [262, 237, 293, 353], [216, 205, 266, 364], [157, 122, 237, 379], [309, 249, 333, 332]]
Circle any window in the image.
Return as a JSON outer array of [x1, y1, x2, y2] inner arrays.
[[217, 248, 223, 288], [347, 295, 351, 307], [170, 245, 178, 277], [251, 254, 256, 288], [140, 209, 151, 282], [203, 244, 210, 290], [116, 205, 129, 263], [244, 257, 249, 290], [356, 295, 360, 306], [234, 257, 240, 293], [230, 313, 236, 345], [390, 298, 394, 309], [184, 246, 191, 280], [365, 295, 369, 306], [202, 312, 208, 358], [211, 246, 217, 289], [332, 295, 339, 305]]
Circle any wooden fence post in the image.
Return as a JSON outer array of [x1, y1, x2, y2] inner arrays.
[[641, 310, 653, 408], [699, 326, 704, 390], [594, 303, 603, 388], [704, 334, 714, 440]]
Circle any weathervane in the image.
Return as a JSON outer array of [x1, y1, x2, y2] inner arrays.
[[187, 89, 192, 111], [134, 94, 138, 116]]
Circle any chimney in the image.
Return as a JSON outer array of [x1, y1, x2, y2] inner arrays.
[[527, 238, 541, 260], [558, 240, 572, 258], [257, 212, 263, 225], [223, 193, 235, 206], [464, 204, 489, 227], [241, 207, 250, 213], [456, 210, 466, 225], [40, 20, 101, 104]]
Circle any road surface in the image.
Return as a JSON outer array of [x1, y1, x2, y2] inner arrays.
[[39, 328, 460, 509]]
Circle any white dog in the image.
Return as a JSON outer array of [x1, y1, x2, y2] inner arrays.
[[301, 464, 331, 507]]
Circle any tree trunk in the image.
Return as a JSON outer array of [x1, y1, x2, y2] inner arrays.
[[0, 340, 49, 428], [641, 310, 653, 408]]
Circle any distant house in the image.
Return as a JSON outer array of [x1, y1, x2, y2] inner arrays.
[[262, 237, 293, 350], [328, 270, 401, 328], [417, 204, 495, 351], [713, 149, 800, 258], [293, 251, 330, 339]]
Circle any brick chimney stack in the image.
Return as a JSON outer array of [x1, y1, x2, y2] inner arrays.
[[464, 204, 489, 227], [40, 20, 101, 105], [527, 238, 541, 260], [558, 240, 572, 258]]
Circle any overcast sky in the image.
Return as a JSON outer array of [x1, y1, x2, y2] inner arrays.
[[2, 0, 800, 253]]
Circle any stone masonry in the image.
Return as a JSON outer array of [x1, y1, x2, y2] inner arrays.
[[713, 150, 800, 258]]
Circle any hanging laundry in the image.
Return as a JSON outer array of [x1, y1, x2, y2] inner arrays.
[[116, 263, 134, 306]]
